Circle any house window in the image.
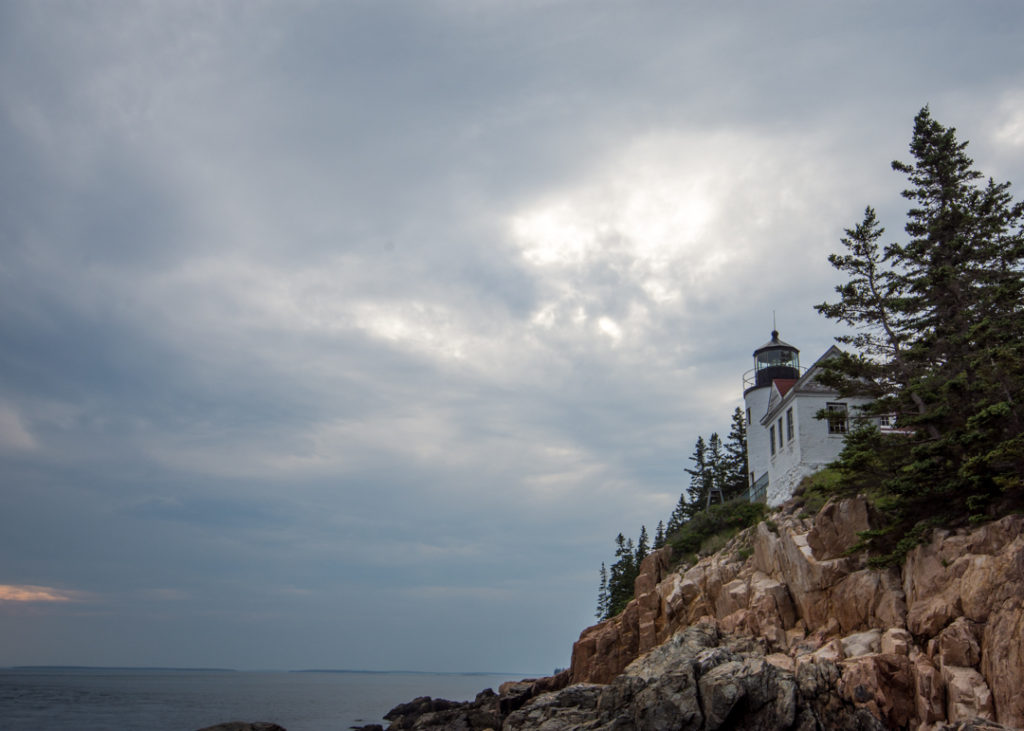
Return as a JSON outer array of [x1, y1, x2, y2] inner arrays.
[[770, 425, 776, 455], [786, 408, 794, 441], [827, 402, 848, 434], [746, 407, 751, 426], [778, 417, 784, 444]]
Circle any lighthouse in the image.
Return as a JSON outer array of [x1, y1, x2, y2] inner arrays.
[[742, 330, 800, 500]]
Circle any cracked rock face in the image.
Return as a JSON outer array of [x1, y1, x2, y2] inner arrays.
[[506, 622, 885, 731], [566, 500, 1024, 730], [376, 500, 1024, 731]]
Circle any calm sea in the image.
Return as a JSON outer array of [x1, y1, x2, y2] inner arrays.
[[0, 667, 528, 731]]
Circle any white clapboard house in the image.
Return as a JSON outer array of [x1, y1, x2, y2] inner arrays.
[[741, 331, 894, 506]]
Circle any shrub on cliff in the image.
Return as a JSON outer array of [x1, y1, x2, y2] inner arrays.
[[595, 499, 765, 620], [666, 498, 766, 565]]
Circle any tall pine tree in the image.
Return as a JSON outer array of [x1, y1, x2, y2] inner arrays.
[[666, 491, 688, 535], [596, 562, 609, 620], [683, 435, 711, 516], [817, 107, 1024, 557], [635, 525, 650, 565], [653, 520, 666, 549], [722, 407, 750, 499], [706, 432, 725, 507], [605, 533, 638, 618]]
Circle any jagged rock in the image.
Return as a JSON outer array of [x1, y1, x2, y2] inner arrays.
[[912, 649, 947, 726], [570, 603, 640, 685], [794, 655, 887, 730], [756, 520, 857, 630], [633, 546, 671, 596], [748, 572, 798, 641], [904, 516, 1024, 640], [882, 627, 912, 656], [806, 497, 872, 560], [511, 623, 883, 731], [594, 662, 702, 729], [496, 682, 535, 716], [634, 548, 672, 652], [943, 665, 995, 723], [766, 652, 795, 673], [938, 617, 982, 669], [715, 578, 751, 618], [568, 502, 1021, 728], [960, 543, 1024, 625], [382, 690, 502, 730], [840, 629, 882, 659], [378, 674, 579, 731], [384, 499, 1024, 730], [831, 567, 907, 633], [811, 638, 844, 663], [982, 597, 1024, 728], [698, 656, 797, 730], [837, 653, 916, 728], [502, 683, 603, 731]]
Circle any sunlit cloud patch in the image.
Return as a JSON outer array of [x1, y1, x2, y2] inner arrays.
[[0, 585, 79, 603]]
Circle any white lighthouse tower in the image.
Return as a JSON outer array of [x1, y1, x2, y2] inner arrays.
[[743, 331, 800, 500]]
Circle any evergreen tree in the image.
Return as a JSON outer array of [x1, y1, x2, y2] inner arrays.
[[817, 107, 1024, 559], [666, 492, 688, 535], [706, 432, 725, 507], [722, 407, 750, 499], [596, 562, 609, 620], [816, 206, 906, 366], [653, 520, 666, 550], [606, 533, 638, 617], [635, 525, 649, 564], [814, 205, 908, 430], [684, 435, 712, 514]]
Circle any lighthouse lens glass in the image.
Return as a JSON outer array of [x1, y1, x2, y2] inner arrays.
[[757, 349, 797, 370]]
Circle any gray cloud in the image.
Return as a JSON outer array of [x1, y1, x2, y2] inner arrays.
[[2, 0, 1023, 673]]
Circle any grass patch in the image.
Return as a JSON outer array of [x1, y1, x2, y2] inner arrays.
[[699, 529, 736, 556], [793, 467, 843, 517]]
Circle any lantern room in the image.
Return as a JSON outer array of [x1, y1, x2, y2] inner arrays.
[[750, 330, 800, 390]]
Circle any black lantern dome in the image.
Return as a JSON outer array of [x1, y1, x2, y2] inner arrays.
[[751, 330, 800, 388]]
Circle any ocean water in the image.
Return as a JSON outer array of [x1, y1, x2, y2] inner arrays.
[[0, 667, 527, 731]]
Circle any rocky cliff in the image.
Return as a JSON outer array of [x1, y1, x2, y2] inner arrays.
[[567, 497, 1024, 730], [372, 497, 1024, 730]]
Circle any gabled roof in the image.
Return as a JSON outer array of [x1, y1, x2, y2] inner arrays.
[[760, 345, 845, 424], [773, 379, 797, 398]]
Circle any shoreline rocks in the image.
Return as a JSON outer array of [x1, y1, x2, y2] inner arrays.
[[372, 497, 1024, 730]]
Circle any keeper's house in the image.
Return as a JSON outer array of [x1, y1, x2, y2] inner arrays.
[[742, 331, 897, 506]]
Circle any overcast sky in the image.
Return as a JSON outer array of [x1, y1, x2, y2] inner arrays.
[[2, 1, 1024, 675]]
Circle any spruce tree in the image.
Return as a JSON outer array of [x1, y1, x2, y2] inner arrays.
[[596, 562, 609, 620], [635, 525, 649, 564], [722, 407, 750, 499], [817, 107, 1024, 558], [706, 432, 725, 507], [606, 533, 638, 617], [666, 492, 688, 535], [653, 520, 666, 549], [684, 435, 711, 514]]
